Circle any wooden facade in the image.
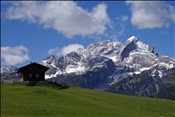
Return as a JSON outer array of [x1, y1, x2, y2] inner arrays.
[[17, 62, 49, 81]]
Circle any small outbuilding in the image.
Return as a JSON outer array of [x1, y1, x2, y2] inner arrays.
[[17, 62, 49, 82]]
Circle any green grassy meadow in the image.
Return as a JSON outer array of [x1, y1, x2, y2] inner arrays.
[[1, 82, 175, 117]]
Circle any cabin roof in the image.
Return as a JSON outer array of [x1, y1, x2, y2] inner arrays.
[[17, 62, 49, 73]]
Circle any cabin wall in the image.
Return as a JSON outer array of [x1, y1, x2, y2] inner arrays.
[[23, 72, 45, 81], [21, 64, 47, 81]]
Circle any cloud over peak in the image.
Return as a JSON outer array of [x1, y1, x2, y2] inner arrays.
[[48, 44, 84, 57], [5, 1, 110, 38]]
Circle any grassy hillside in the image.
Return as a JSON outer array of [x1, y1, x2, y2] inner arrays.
[[1, 82, 175, 117]]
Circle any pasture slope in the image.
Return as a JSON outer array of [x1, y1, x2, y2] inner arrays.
[[1, 82, 175, 117]]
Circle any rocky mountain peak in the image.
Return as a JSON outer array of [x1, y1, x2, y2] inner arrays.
[[120, 36, 159, 59], [41, 55, 57, 66], [1, 66, 18, 74], [126, 36, 139, 43], [43, 55, 56, 61], [47, 55, 56, 60]]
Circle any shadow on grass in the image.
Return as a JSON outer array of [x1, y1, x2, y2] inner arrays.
[[37, 81, 70, 89]]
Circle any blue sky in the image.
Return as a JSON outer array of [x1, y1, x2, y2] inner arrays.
[[1, 1, 175, 67]]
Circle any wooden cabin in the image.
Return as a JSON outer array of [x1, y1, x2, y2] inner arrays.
[[17, 62, 49, 81]]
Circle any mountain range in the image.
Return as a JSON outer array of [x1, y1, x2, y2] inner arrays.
[[1, 36, 175, 100]]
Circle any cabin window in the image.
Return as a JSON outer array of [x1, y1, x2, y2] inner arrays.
[[36, 74, 39, 77], [29, 67, 32, 70], [29, 74, 32, 77]]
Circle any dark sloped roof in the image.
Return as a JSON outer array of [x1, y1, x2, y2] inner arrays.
[[17, 62, 49, 73]]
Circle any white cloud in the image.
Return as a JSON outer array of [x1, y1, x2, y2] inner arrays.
[[59, 43, 84, 56], [1, 45, 30, 66], [116, 15, 128, 36], [4, 1, 110, 38], [120, 15, 128, 22], [47, 47, 60, 56], [48, 44, 84, 57], [126, 1, 175, 29]]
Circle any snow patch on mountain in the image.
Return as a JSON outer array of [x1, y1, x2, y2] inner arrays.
[[1, 66, 18, 74], [65, 64, 86, 74], [126, 36, 139, 43], [102, 51, 118, 62]]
